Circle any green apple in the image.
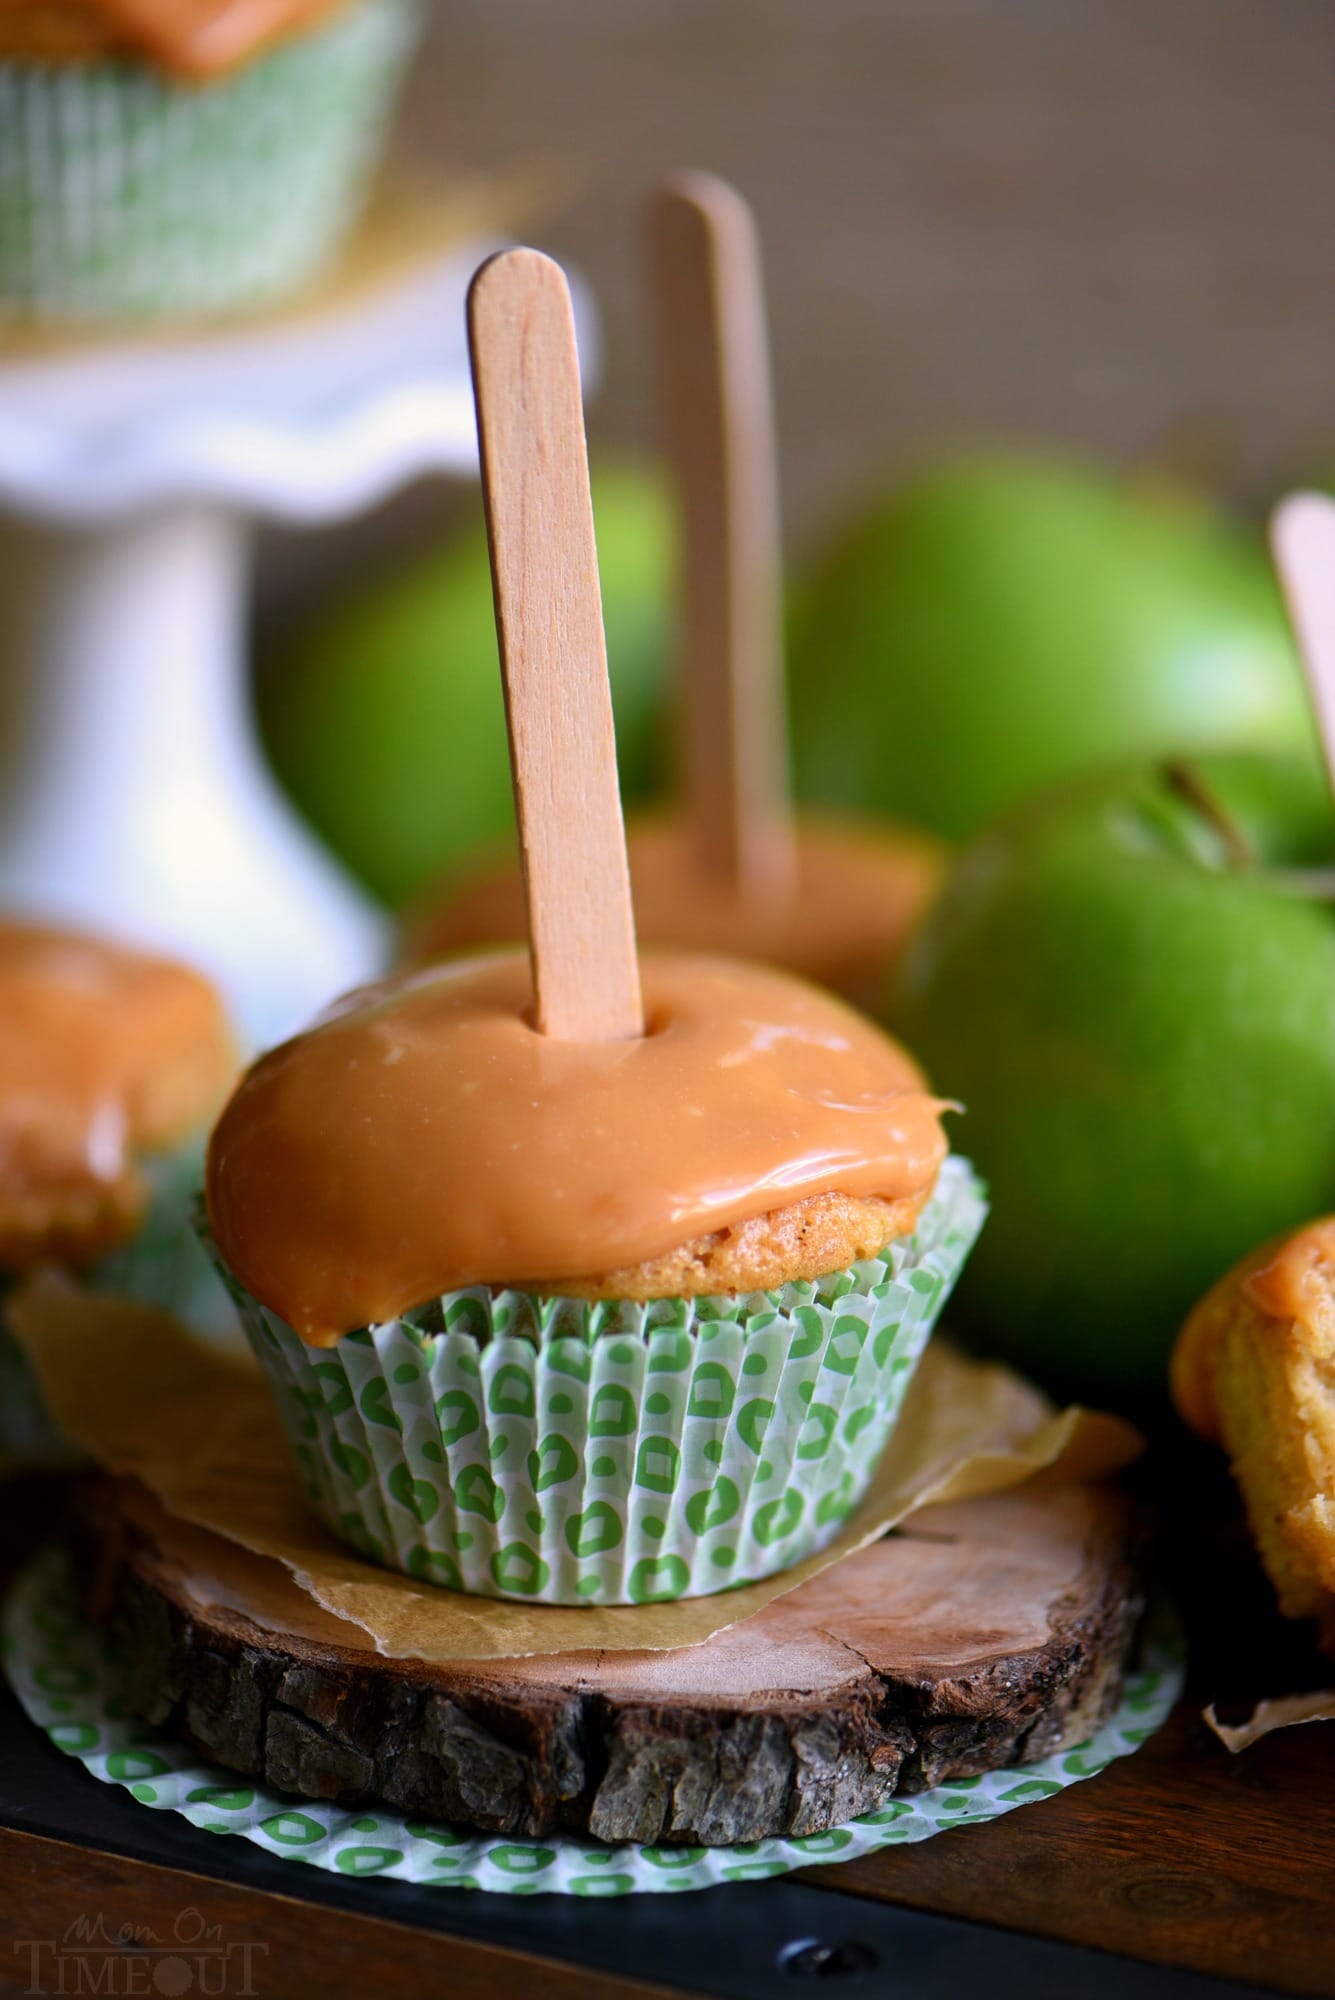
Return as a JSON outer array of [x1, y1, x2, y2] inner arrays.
[[892, 752, 1335, 1402], [259, 460, 674, 908], [789, 453, 1316, 840]]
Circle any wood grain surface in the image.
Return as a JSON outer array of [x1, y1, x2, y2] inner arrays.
[[817, 1704, 1335, 2000], [0, 1829, 685, 2000], [800, 1442, 1335, 1999], [647, 175, 792, 901], [468, 247, 643, 1042], [81, 1479, 1143, 1846], [1272, 493, 1335, 797]]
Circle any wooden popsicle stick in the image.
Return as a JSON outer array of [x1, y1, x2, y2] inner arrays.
[[1271, 491, 1335, 800], [648, 173, 796, 904], [468, 248, 643, 1041]]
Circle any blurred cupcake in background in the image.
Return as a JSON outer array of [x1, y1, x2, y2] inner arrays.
[[0, 0, 424, 323], [0, 919, 236, 1459]]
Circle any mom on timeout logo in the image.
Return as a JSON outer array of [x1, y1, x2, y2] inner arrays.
[[14, 1908, 268, 1995]]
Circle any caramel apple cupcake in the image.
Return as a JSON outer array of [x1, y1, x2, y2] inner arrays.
[[202, 949, 984, 1605], [0, 918, 235, 1453], [1173, 1223, 1335, 1654], [406, 813, 945, 1013], [0, 0, 422, 323]]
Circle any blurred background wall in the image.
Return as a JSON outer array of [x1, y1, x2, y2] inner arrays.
[[260, 0, 1335, 609]]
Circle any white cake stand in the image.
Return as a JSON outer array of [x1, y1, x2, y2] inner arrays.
[[0, 234, 596, 1049]]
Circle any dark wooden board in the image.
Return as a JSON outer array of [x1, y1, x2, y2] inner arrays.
[[0, 1827, 687, 2000], [81, 1477, 1143, 1847], [802, 1441, 1335, 2000]]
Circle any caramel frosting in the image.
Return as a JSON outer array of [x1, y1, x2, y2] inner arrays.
[[407, 814, 946, 1008], [206, 949, 950, 1345], [0, 920, 233, 1271], [0, 0, 349, 81], [1243, 1222, 1335, 1325]]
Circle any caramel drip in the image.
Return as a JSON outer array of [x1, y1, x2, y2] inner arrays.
[[409, 815, 945, 1008], [206, 949, 950, 1345], [0, 921, 231, 1264], [0, 0, 348, 80], [1243, 1220, 1335, 1323]]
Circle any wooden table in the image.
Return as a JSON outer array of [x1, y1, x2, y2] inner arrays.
[[0, 1450, 1329, 2000]]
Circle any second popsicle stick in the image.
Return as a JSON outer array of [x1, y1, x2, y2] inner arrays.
[[648, 173, 796, 905], [468, 248, 643, 1043], [1272, 491, 1335, 802]]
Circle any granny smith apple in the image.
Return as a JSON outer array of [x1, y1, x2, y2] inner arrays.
[[892, 752, 1335, 1401], [259, 460, 673, 908], [789, 454, 1316, 840]]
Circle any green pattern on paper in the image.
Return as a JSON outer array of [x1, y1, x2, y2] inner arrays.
[[634, 1436, 681, 1494], [201, 1158, 988, 1607], [453, 1466, 504, 1522], [566, 1503, 623, 1558], [489, 1544, 550, 1597], [752, 1491, 805, 1546], [628, 1554, 691, 1602], [0, 0, 422, 323], [388, 1464, 439, 1524]]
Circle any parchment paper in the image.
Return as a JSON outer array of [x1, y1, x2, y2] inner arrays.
[[9, 1273, 1141, 1661]]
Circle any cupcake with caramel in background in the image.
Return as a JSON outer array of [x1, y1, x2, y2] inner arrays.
[[407, 814, 945, 1017], [0, 0, 423, 323], [0, 919, 235, 1456]]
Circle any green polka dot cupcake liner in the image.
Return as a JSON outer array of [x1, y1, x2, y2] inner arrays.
[[2, 1544, 1184, 1896], [0, 0, 423, 323], [205, 1155, 987, 1606]]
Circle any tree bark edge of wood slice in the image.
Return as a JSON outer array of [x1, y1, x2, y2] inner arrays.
[[76, 1478, 1146, 1848]]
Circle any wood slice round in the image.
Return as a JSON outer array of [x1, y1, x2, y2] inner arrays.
[[78, 1478, 1144, 1847]]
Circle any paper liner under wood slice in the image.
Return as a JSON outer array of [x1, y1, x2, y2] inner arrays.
[[6, 1276, 1141, 1661]]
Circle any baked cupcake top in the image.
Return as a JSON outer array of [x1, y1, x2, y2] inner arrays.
[[0, 920, 233, 1271], [0, 0, 350, 80], [1171, 1218, 1335, 1642], [1173, 1219, 1335, 1443], [406, 815, 945, 1008], [206, 948, 950, 1345]]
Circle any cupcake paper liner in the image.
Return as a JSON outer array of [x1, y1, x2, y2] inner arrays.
[[208, 1156, 987, 1606], [0, 0, 423, 322]]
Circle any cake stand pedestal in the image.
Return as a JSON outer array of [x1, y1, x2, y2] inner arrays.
[[0, 233, 596, 1047]]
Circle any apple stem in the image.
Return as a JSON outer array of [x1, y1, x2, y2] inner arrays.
[[1162, 760, 1255, 871]]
